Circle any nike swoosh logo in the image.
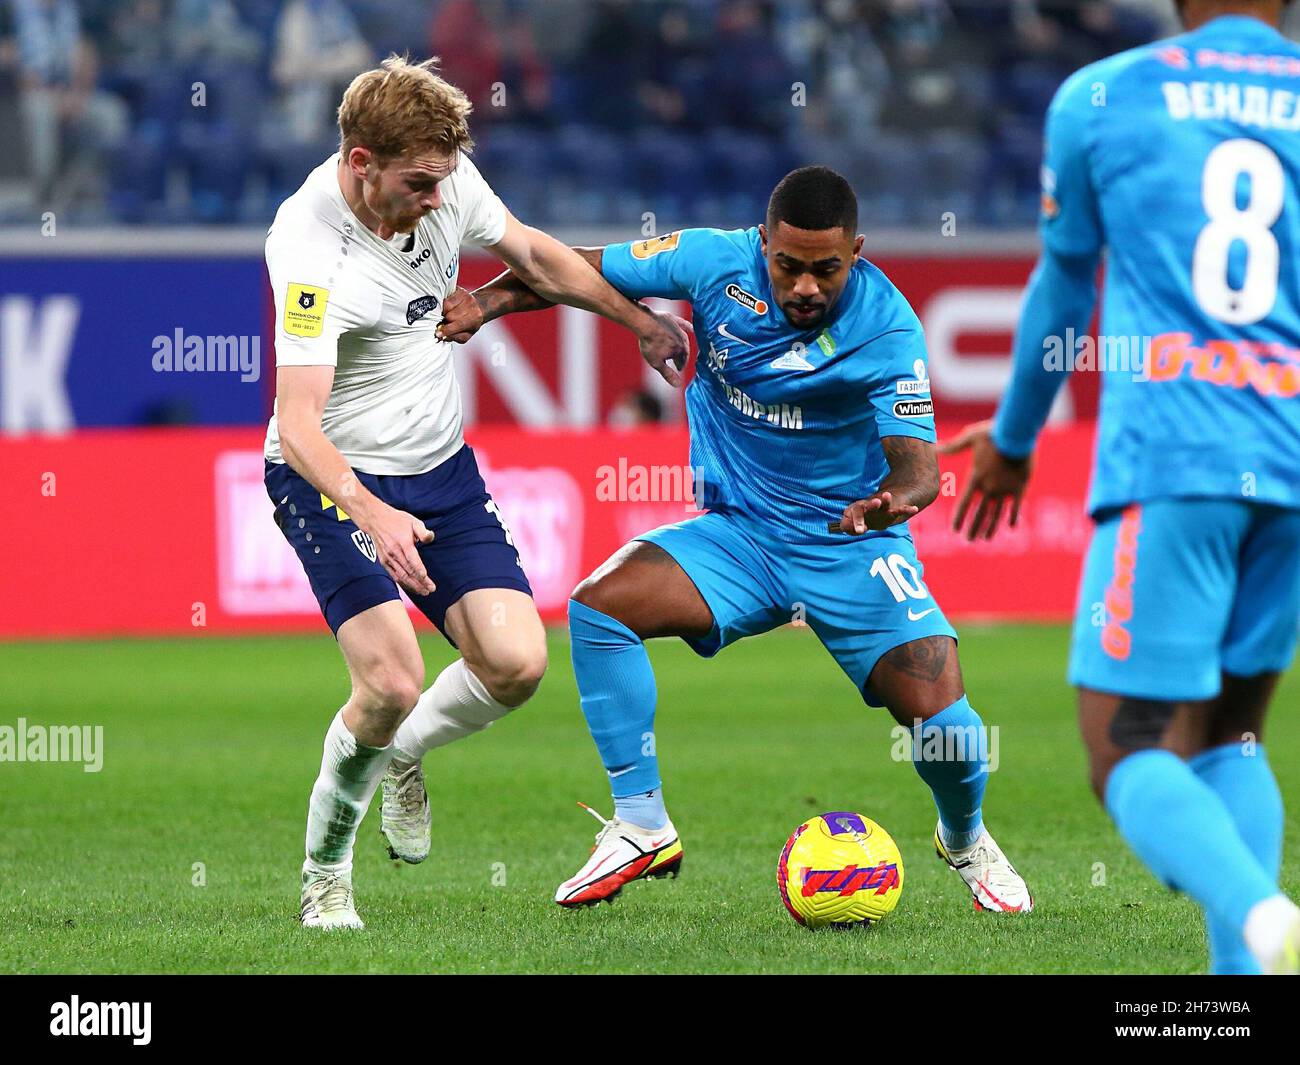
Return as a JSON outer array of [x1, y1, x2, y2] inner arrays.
[[716, 323, 751, 346], [907, 607, 937, 621], [608, 766, 636, 778]]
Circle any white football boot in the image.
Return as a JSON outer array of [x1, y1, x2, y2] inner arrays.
[[1245, 896, 1300, 975], [300, 867, 364, 930], [379, 759, 431, 864], [934, 824, 1034, 913], [555, 803, 683, 907]]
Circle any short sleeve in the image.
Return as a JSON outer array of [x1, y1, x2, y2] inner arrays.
[[456, 154, 508, 248], [1039, 69, 1104, 258], [266, 231, 373, 367], [601, 228, 722, 300], [866, 320, 935, 443]]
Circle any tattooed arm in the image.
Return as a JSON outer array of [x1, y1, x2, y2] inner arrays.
[[831, 436, 941, 535], [437, 247, 608, 336]]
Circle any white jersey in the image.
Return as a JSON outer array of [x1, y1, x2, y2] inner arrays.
[[262, 153, 507, 475]]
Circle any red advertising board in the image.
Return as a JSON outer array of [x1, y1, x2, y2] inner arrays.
[[0, 424, 1095, 639]]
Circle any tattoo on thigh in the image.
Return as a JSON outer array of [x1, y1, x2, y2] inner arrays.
[[879, 637, 950, 683], [1108, 697, 1178, 749]]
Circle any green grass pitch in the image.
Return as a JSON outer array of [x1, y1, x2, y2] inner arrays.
[[2, 624, 1297, 974]]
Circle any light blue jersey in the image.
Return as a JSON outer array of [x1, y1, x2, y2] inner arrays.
[[602, 227, 935, 543], [996, 14, 1300, 513]]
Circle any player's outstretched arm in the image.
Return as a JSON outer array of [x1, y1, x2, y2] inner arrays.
[[475, 212, 689, 385], [832, 436, 940, 535], [275, 365, 436, 596], [941, 245, 1098, 541]]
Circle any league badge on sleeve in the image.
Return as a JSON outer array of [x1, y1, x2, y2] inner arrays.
[[284, 283, 330, 337], [631, 232, 682, 259]]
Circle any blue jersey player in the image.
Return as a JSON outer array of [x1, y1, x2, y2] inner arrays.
[[442, 167, 1033, 913], [946, 1, 1300, 973]]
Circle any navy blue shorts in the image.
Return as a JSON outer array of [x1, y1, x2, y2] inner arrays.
[[265, 445, 532, 639]]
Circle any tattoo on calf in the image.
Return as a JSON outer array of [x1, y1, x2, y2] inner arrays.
[[879, 637, 950, 683], [1108, 697, 1177, 749]]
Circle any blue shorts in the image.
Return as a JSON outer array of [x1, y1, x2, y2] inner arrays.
[[1070, 499, 1300, 701], [265, 445, 532, 639], [637, 511, 957, 706]]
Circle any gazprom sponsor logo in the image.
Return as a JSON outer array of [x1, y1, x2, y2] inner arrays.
[[722, 381, 803, 428]]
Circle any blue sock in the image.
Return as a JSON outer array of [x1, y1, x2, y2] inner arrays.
[[567, 600, 666, 828], [911, 696, 988, 850], [1190, 744, 1283, 975], [614, 787, 668, 831], [1105, 749, 1278, 932]]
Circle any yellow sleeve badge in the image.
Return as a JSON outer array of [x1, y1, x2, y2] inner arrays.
[[283, 283, 330, 337], [630, 232, 682, 260]]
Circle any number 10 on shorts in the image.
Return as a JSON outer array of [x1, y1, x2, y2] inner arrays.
[[870, 553, 929, 602]]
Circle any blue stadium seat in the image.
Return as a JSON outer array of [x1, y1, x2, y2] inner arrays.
[[472, 125, 554, 221], [853, 131, 926, 227], [178, 121, 249, 223], [918, 131, 990, 227], [547, 124, 630, 225], [630, 128, 707, 225], [703, 128, 796, 226]]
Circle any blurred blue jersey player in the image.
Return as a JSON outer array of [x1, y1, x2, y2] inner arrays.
[[444, 167, 1034, 912], [946, 0, 1300, 973]]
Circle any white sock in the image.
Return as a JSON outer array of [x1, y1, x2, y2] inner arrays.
[[304, 710, 393, 876], [392, 658, 511, 765], [1243, 893, 1300, 965]]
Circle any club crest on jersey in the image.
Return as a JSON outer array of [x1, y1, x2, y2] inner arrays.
[[893, 399, 933, 418], [351, 529, 377, 563], [896, 359, 931, 394], [407, 295, 440, 325], [630, 232, 681, 259], [726, 283, 769, 315], [770, 346, 814, 371]]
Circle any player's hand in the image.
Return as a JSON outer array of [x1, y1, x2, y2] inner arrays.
[[939, 419, 1033, 541], [637, 308, 691, 388], [360, 503, 436, 596], [436, 287, 485, 344], [832, 491, 920, 535]]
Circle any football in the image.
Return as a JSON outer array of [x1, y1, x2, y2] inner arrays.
[[776, 811, 904, 928]]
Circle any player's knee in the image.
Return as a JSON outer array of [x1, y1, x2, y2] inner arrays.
[[356, 664, 423, 726], [477, 644, 547, 708], [570, 573, 611, 614]]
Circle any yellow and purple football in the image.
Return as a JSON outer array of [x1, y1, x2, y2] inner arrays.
[[777, 811, 904, 927]]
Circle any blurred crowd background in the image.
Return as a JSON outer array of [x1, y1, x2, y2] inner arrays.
[[2, 0, 1298, 230]]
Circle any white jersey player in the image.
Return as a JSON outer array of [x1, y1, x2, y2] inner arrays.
[[263, 56, 687, 929]]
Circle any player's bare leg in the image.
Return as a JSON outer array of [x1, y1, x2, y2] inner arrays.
[[1081, 681, 1299, 973], [575, 541, 716, 638], [301, 601, 424, 929], [555, 542, 710, 905], [381, 589, 546, 863], [870, 637, 1032, 913]]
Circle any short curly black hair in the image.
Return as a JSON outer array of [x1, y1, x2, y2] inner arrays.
[[766, 166, 858, 235]]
